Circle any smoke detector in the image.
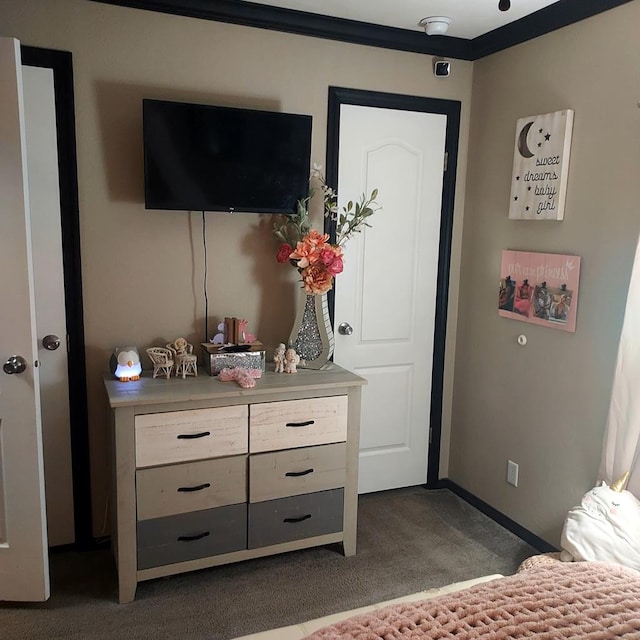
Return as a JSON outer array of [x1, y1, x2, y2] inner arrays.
[[420, 16, 452, 36]]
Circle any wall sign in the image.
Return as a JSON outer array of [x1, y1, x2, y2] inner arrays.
[[499, 250, 581, 332], [508, 109, 574, 220]]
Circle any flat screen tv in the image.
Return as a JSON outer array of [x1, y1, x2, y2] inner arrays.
[[143, 99, 312, 213]]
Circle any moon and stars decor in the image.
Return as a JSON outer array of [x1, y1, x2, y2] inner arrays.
[[508, 109, 574, 220], [499, 249, 581, 332]]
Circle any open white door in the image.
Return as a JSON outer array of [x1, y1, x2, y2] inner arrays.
[[23, 64, 76, 547], [0, 37, 50, 602], [333, 104, 447, 494]]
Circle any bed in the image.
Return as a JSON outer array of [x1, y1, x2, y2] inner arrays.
[[303, 558, 640, 640]]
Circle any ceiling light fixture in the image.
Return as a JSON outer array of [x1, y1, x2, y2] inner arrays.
[[420, 16, 452, 36], [499, 0, 511, 11]]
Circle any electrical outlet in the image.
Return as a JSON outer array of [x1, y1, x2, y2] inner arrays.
[[507, 460, 519, 487]]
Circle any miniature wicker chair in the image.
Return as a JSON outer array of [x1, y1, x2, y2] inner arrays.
[[166, 339, 198, 379], [146, 347, 174, 380]]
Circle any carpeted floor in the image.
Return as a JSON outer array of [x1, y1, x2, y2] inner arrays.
[[1, 487, 538, 640]]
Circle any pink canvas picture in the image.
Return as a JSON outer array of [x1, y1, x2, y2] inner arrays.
[[499, 250, 580, 332]]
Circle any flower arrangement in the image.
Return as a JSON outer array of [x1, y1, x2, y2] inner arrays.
[[274, 164, 379, 295]]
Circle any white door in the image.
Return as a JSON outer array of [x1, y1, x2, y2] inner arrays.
[[334, 104, 447, 494], [23, 65, 76, 547], [0, 37, 50, 601]]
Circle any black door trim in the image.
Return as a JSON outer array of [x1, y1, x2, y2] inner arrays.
[[20, 45, 93, 549], [326, 87, 461, 488]]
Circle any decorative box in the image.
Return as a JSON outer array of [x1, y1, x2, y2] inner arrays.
[[201, 343, 266, 376]]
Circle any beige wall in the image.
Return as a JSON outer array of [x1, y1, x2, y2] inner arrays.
[[0, 0, 473, 535], [450, 1, 640, 545]]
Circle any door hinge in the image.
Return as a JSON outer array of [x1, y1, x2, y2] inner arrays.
[[443, 151, 449, 173]]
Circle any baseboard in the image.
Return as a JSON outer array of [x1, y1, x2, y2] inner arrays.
[[49, 535, 111, 554], [434, 479, 558, 553]]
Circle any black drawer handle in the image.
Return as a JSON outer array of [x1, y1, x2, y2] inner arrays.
[[285, 468, 314, 477], [177, 431, 211, 440], [177, 531, 210, 542], [177, 482, 211, 492], [283, 514, 312, 524], [285, 420, 315, 428]]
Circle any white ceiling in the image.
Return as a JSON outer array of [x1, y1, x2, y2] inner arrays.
[[241, 0, 561, 40]]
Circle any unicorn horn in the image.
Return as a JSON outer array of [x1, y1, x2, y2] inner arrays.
[[611, 471, 630, 492]]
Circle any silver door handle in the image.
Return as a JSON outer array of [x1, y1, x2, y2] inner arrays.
[[3, 355, 27, 375], [42, 334, 61, 351], [338, 322, 354, 336]]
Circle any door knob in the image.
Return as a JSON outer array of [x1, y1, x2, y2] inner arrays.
[[42, 334, 61, 351], [338, 322, 354, 336], [3, 355, 27, 375]]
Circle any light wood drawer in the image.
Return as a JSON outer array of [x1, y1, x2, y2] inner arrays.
[[248, 489, 344, 549], [249, 396, 347, 453], [249, 443, 346, 503], [136, 456, 247, 520], [135, 406, 248, 468], [137, 504, 247, 570]]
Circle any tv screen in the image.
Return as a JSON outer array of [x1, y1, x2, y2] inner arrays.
[[143, 99, 312, 213]]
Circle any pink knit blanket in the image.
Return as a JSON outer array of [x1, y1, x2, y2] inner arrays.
[[304, 561, 640, 639]]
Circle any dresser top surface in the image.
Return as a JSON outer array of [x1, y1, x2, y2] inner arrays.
[[104, 363, 365, 408]]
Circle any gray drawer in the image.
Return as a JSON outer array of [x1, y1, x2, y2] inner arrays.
[[137, 503, 247, 569], [248, 489, 343, 549], [249, 443, 346, 503]]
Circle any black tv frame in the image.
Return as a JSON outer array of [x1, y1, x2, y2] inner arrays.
[[142, 98, 312, 214]]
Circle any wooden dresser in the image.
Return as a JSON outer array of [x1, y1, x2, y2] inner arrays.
[[104, 364, 365, 603]]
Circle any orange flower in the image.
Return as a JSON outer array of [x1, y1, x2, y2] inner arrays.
[[290, 230, 329, 268], [301, 264, 334, 295], [306, 229, 330, 246]]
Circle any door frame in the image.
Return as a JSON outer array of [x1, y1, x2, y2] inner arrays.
[[326, 86, 461, 488], [20, 45, 93, 548]]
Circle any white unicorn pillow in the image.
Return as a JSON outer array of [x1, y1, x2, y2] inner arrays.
[[560, 479, 640, 571]]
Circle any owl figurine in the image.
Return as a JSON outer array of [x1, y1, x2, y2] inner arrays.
[[110, 346, 142, 381]]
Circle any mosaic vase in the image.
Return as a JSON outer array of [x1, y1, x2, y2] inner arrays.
[[288, 289, 334, 369]]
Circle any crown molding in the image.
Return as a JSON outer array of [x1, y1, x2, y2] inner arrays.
[[91, 0, 473, 58], [471, 0, 635, 59], [91, 0, 634, 60]]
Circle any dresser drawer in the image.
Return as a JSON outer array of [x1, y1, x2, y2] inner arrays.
[[137, 504, 247, 570], [248, 489, 343, 549], [249, 443, 346, 503], [135, 406, 248, 467], [136, 456, 247, 520], [249, 396, 347, 453]]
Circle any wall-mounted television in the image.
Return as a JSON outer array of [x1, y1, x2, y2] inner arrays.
[[143, 99, 312, 213]]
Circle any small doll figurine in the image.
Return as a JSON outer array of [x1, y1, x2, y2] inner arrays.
[[173, 337, 188, 356], [284, 347, 300, 374], [273, 343, 286, 373]]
